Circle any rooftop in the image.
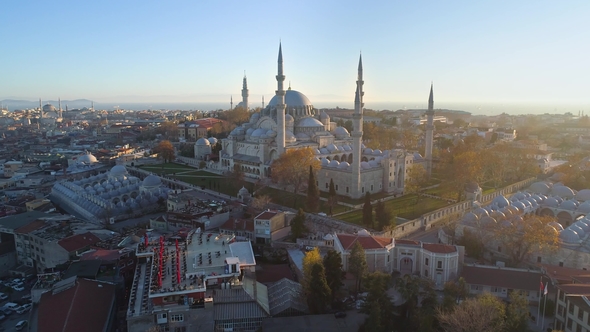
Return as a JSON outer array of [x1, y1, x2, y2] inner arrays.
[[0, 210, 51, 231], [422, 243, 457, 254], [336, 233, 394, 250], [461, 265, 542, 291], [58, 232, 101, 252]]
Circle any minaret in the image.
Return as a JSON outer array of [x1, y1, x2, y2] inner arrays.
[[351, 55, 364, 198], [91, 101, 94, 111], [39, 98, 43, 119], [425, 83, 435, 177], [230, 96, 233, 110], [58, 97, 62, 119], [241, 73, 249, 110], [262, 96, 265, 109], [275, 43, 286, 155]]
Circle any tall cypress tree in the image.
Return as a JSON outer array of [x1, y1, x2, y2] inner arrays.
[[306, 165, 320, 213], [362, 192, 373, 228], [328, 178, 338, 216]]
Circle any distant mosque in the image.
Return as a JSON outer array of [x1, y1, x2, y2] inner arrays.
[[217, 43, 434, 199]]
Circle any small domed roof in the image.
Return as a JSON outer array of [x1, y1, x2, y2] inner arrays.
[[266, 130, 277, 138], [78, 153, 98, 164], [559, 228, 580, 244], [480, 216, 497, 226], [142, 175, 162, 187], [246, 128, 255, 135], [575, 219, 590, 232], [559, 200, 578, 211], [251, 128, 267, 137], [543, 197, 560, 207], [462, 212, 479, 224], [319, 111, 330, 120], [238, 186, 249, 195], [575, 189, 590, 202], [546, 224, 559, 234], [320, 148, 329, 154], [327, 144, 339, 152], [342, 144, 352, 151], [297, 117, 324, 127], [196, 137, 210, 145], [551, 185, 575, 199], [500, 220, 512, 227], [110, 165, 128, 177], [208, 137, 218, 144], [323, 234, 334, 240], [361, 161, 371, 170], [364, 148, 373, 154], [491, 210, 506, 221], [528, 181, 551, 194], [492, 195, 510, 208], [473, 207, 489, 218], [328, 160, 340, 167], [321, 158, 329, 166], [368, 160, 379, 168], [285, 130, 296, 143], [249, 112, 260, 123], [339, 161, 350, 169], [285, 114, 294, 123]]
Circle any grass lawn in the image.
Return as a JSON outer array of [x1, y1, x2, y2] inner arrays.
[[335, 194, 451, 226], [256, 187, 349, 215], [140, 163, 198, 174], [174, 173, 254, 197]]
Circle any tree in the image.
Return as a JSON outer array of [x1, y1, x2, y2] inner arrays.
[[442, 277, 468, 311], [305, 165, 320, 213], [230, 164, 245, 192], [437, 292, 506, 332], [457, 228, 485, 259], [405, 164, 428, 205], [250, 195, 272, 211], [362, 192, 373, 228], [348, 241, 367, 293], [153, 140, 175, 163], [505, 291, 530, 332], [492, 215, 559, 265], [307, 263, 332, 314], [375, 200, 392, 231], [271, 148, 321, 207], [323, 249, 345, 302], [327, 178, 338, 216], [359, 272, 394, 332], [290, 208, 307, 241], [156, 121, 178, 140]]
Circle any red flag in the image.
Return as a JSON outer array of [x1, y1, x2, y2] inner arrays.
[[540, 281, 544, 293]]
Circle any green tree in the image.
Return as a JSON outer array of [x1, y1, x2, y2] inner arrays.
[[362, 192, 373, 228], [348, 241, 367, 293], [302, 247, 322, 291], [442, 277, 468, 311], [307, 263, 332, 314], [375, 200, 392, 231], [359, 272, 394, 332], [305, 165, 320, 213], [437, 292, 506, 332], [323, 249, 345, 302], [505, 291, 530, 332], [327, 178, 338, 216], [290, 208, 307, 241]]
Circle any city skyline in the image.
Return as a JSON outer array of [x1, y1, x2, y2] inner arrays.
[[2, 0, 589, 114]]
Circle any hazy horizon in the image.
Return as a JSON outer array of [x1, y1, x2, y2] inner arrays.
[[2, 1, 590, 111]]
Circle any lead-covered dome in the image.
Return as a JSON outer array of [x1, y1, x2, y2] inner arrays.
[[297, 117, 324, 127], [110, 165, 128, 177], [333, 126, 350, 139], [196, 137, 210, 146], [492, 195, 510, 208], [268, 89, 313, 109], [551, 185, 575, 199], [142, 175, 162, 187], [528, 182, 551, 195], [575, 189, 590, 202], [78, 153, 98, 164], [559, 228, 580, 244]]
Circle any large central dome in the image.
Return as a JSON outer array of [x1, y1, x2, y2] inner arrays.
[[268, 90, 313, 109]]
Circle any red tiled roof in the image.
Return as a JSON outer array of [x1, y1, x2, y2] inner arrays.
[[58, 232, 101, 252], [336, 234, 393, 250], [256, 264, 295, 284], [220, 217, 254, 232], [256, 211, 279, 220], [14, 219, 46, 234], [461, 265, 541, 291], [80, 249, 122, 262], [541, 264, 589, 284], [395, 239, 421, 246], [557, 284, 590, 296], [38, 278, 116, 332], [422, 243, 456, 254]]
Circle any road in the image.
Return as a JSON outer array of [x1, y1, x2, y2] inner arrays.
[[405, 224, 441, 243]]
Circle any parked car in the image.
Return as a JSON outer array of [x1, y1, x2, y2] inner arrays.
[[21, 295, 31, 302], [20, 304, 31, 311], [12, 286, 25, 292], [16, 306, 30, 315], [0, 308, 12, 316], [15, 320, 28, 331]]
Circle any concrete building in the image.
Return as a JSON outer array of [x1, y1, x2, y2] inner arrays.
[[254, 210, 293, 245], [554, 283, 590, 332]]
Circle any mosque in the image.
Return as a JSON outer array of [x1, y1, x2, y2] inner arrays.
[[217, 44, 434, 199], [50, 164, 170, 223], [455, 179, 590, 270]]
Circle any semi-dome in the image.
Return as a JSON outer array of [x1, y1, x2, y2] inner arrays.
[[268, 89, 313, 109], [297, 117, 324, 127], [110, 165, 128, 177], [575, 189, 590, 202], [251, 128, 267, 137], [549, 221, 564, 231], [333, 126, 350, 139], [528, 181, 551, 195], [246, 128, 255, 136], [491, 195, 510, 208], [142, 175, 162, 187], [319, 111, 330, 121], [249, 112, 260, 123], [559, 228, 580, 244]]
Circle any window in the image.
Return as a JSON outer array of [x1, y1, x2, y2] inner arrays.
[[559, 262, 564, 267], [560, 291, 565, 301], [558, 304, 565, 317], [346, 187, 349, 193], [566, 318, 572, 329], [492, 287, 500, 293], [170, 314, 184, 322], [575, 323, 581, 332], [437, 261, 442, 269], [325, 183, 329, 189], [577, 307, 583, 320], [335, 185, 338, 191], [424, 270, 428, 277], [537, 256, 542, 263], [497, 246, 502, 253], [569, 303, 574, 315], [470, 285, 479, 291], [425, 258, 429, 266]]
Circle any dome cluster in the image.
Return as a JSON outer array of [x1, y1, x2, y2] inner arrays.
[[50, 165, 169, 222]]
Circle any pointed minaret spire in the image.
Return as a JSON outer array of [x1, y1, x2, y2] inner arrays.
[[241, 73, 249, 110], [351, 53, 364, 199], [275, 42, 286, 155], [230, 95, 233, 110], [262, 96, 265, 108], [39, 98, 43, 118], [428, 82, 434, 111]]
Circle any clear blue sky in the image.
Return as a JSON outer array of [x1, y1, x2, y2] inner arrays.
[[2, 0, 589, 112]]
